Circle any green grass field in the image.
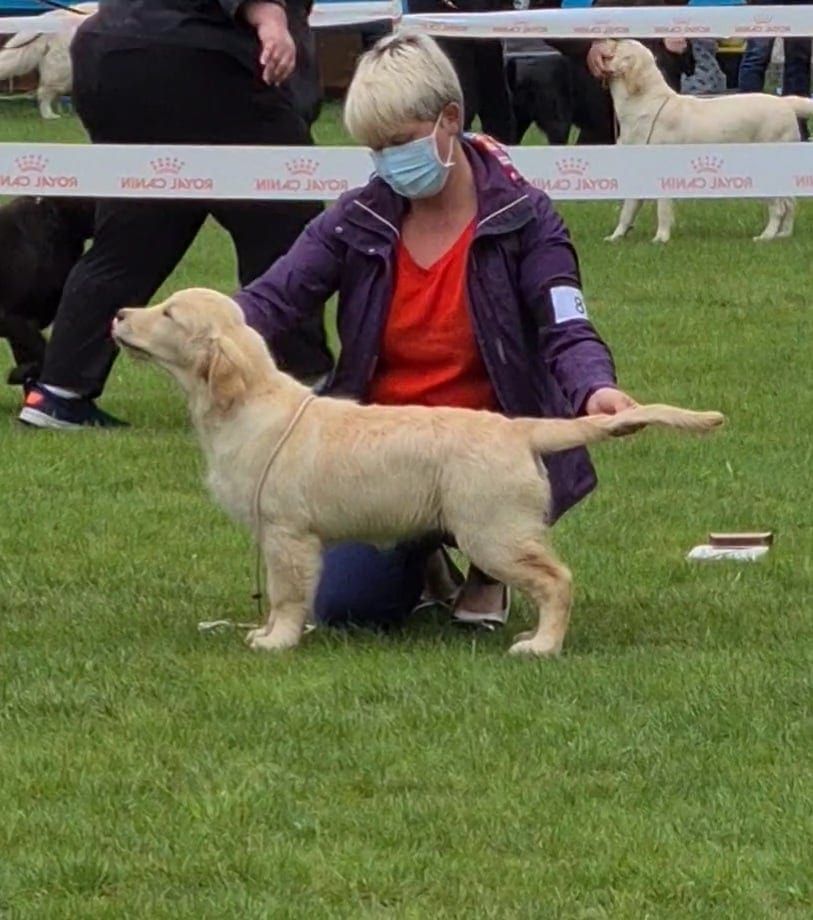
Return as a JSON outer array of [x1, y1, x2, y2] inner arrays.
[[1, 97, 812, 919]]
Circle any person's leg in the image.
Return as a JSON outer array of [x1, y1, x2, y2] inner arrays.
[[473, 40, 516, 144], [213, 199, 334, 383], [21, 37, 211, 423], [314, 540, 437, 630], [436, 38, 479, 131], [737, 39, 774, 92], [36, 200, 205, 398], [716, 52, 742, 91], [23, 39, 243, 419], [569, 60, 615, 144], [781, 38, 811, 140], [211, 69, 332, 382], [285, 24, 323, 129]]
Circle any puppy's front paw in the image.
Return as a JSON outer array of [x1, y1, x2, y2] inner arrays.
[[508, 637, 562, 658], [604, 231, 625, 242], [511, 629, 534, 644], [651, 233, 670, 244], [248, 630, 300, 652], [245, 626, 269, 645]]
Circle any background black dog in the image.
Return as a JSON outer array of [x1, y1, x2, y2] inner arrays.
[[0, 196, 96, 385]]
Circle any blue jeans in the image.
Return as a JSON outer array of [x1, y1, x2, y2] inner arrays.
[[738, 38, 811, 96], [736, 4, 812, 140], [314, 539, 441, 629]]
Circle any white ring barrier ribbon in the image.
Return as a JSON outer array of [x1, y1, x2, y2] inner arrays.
[[1, 5, 813, 35], [0, 142, 811, 201]]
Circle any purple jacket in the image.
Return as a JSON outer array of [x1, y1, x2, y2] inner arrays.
[[236, 136, 617, 522]]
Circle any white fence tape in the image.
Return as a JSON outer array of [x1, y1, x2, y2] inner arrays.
[[309, 0, 398, 28], [1, 4, 813, 36], [1, 142, 811, 200], [400, 6, 813, 39], [2, 7, 812, 205]]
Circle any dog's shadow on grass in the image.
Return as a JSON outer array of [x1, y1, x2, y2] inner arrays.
[[296, 590, 723, 659]]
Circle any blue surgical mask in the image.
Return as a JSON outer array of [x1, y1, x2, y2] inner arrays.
[[371, 117, 455, 200]]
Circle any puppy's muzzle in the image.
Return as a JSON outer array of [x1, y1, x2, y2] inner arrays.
[[111, 308, 151, 358]]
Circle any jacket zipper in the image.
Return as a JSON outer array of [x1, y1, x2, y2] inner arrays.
[[466, 243, 510, 411]]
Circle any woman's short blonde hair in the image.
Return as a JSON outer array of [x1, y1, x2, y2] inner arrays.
[[343, 32, 464, 149]]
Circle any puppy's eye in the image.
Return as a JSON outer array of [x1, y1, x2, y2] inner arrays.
[[164, 308, 175, 322]]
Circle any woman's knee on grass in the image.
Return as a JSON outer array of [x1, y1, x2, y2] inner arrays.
[[313, 540, 435, 629]]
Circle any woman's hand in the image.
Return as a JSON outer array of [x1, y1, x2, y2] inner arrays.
[[584, 386, 637, 416], [663, 37, 689, 55], [244, 1, 296, 85], [586, 40, 615, 79]]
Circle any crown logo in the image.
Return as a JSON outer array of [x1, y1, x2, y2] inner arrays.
[[555, 157, 588, 177], [691, 155, 723, 174], [752, 15, 773, 24], [150, 157, 184, 175], [286, 158, 318, 177], [15, 155, 47, 173]]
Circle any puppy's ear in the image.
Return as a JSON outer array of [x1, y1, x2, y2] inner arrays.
[[622, 52, 647, 96], [198, 335, 248, 413]]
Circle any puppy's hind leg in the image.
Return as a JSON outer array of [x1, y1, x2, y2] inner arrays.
[[652, 198, 674, 244], [605, 198, 643, 242], [754, 198, 784, 241], [776, 197, 796, 238], [247, 530, 322, 652], [38, 86, 60, 120], [460, 529, 573, 658], [504, 544, 572, 658]]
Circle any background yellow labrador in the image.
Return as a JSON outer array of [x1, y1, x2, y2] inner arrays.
[[604, 39, 813, 243], [112, 289, 724, 657]]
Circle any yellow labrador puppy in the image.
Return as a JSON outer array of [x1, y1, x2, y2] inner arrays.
[[0, 3, 98, 120], [112, 289, 724, 657], [604, 39, 813, 243]]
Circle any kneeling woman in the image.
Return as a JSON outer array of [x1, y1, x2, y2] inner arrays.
[[236, 33, 636, 630]]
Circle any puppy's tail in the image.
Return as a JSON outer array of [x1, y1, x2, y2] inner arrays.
[[519, 403, 724, 455], [0, 32, 49, 80], [784, 96, 813, 119]]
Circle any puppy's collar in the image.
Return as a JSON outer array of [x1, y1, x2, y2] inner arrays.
[[644, 96, 672, 145]]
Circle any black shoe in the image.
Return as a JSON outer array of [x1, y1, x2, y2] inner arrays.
[[18, 383, 128, 429]]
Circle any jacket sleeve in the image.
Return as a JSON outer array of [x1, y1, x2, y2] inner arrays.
[[233, 206, 344, 344], [518, 194, 618, 415]]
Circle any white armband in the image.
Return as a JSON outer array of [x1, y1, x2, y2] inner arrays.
[[550, 286, 589, 324]]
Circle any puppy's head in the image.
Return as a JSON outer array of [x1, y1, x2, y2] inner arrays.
[[603, 40, 657, 95], [112, 288, 269, 415]]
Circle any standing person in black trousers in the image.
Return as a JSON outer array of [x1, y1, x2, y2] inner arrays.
[[407, 0, 516, 144], [21, 0, 333, 429]]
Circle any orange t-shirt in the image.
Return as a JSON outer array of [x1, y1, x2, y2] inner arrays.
[[367, 220, 498, 411]]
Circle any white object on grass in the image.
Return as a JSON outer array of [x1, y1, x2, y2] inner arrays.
[[687, 544, 770, 562]]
